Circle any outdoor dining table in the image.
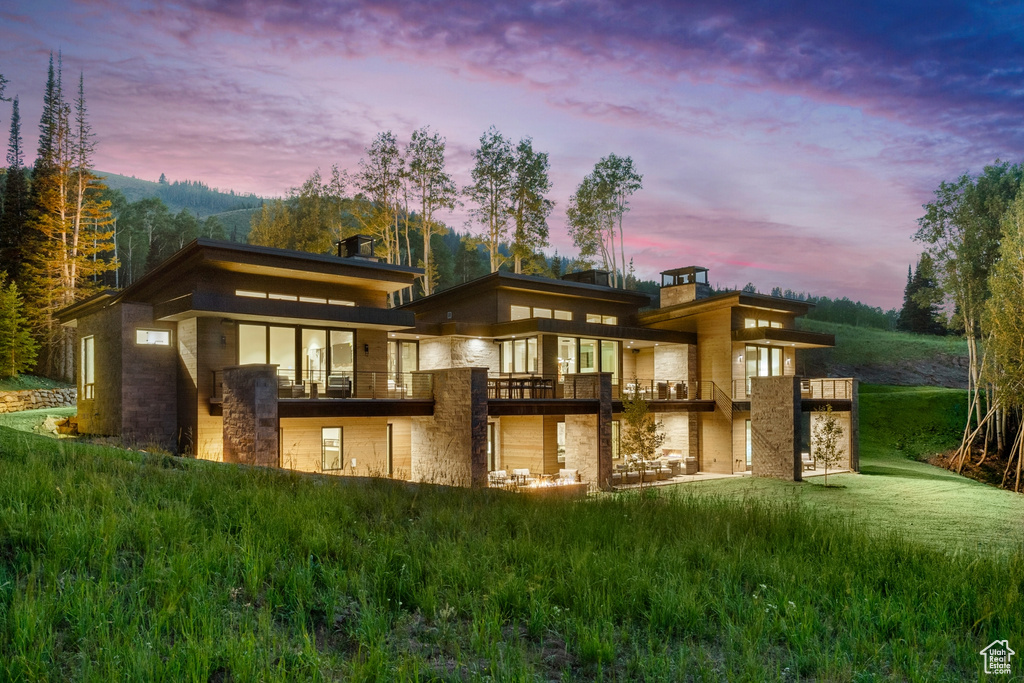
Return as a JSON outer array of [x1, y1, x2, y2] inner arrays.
[[488, 376, 555, 399]]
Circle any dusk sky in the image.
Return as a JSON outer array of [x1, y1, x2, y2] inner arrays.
[[2, 0, 1022, 309]]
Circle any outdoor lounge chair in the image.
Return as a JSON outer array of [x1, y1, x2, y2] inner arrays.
[[488, 470, 508, 487], [802, 452, 816, 471], [326, 375, 351, 398], [277, 376, 304, 399], [558, 468, 579, 483]]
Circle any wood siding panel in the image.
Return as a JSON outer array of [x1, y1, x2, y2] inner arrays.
[[389, 419, 412, 479], [499, 415, 546, 474], [279, 417, 389, 477]]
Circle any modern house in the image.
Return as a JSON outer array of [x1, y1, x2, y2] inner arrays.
[[58, 237, 858, 489]]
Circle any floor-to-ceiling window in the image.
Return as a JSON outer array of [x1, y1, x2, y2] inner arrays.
[[388, 340, 419, 394], [238, 324, 354, 389], [270, 327, 295, 382], [330, 331, 354, 379], [499, 338, 538, 374], [745, 344, 782, 395]]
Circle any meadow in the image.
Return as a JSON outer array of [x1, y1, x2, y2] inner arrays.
[[0, 387, 1021, 681]]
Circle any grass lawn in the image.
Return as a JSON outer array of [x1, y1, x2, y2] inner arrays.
[[686, 385, 1024, 553], [0, 405, 77, 434], [0, 375, 74, 392], [0, 386, 1021, 680]]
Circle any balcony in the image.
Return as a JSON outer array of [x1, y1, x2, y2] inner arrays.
[[211, 370, 434, 402], [731, 377, 855, 405]]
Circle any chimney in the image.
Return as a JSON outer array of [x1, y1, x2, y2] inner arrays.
[[335, 235, 377, 261], [660, 266, 711, 307], [561, 269, 611, 287]]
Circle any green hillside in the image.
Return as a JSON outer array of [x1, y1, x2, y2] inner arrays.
[[99, 172, 263, 218], [798, 319, 968, 387]]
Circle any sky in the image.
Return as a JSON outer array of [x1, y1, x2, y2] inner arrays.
[[1, 0, 1022, 309]]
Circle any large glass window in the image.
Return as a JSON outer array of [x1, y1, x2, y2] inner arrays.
[[270, 327, 295, 381], [557, 337, 576, 380], [745, 344, 783, 392], [238, 324, 267, 365], [579, 339, 597, 373], [81, 336, 95, 399], [302, 329, 327, 385], [388, 340, 418, 375], [500, 338, 538, 373], [601, 340, 619, 385], [330, 331, 354, 376], [322, 427, 343, 471]]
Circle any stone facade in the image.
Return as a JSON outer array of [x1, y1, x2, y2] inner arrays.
[[410, 367, 489, 487], [563, 373, 613, 490], [419, 337, 499, 372], [750, 375, 801, 481], [222, 365, 279, 467], [0, 387, 77, 414], [119, 303, 177, 448]]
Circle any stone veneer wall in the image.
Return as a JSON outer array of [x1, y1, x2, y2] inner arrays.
[[222, 365, 279, 467], [419, 338, 499, 372], [563, 373, 612, 490], [119, 303, 177, 448], [750, 375, 801, 481], [0, 387, 77, 414], [410, 367, 489, 487]]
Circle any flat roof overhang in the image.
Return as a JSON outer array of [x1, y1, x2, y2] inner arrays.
[[154, 292, 417, 330], [638, 292, 814, 329], [731, 327, 834, 349]]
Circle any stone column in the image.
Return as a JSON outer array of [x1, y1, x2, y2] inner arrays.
[[850, 378, 860, 472], [411, 367, 489, 487], [750, 375, 801, 481], [222, 364, 279, 467], [563, 373, 613, 490]]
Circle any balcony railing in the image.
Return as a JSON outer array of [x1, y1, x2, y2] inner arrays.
[[211, 370, 433, 401], [486, 374, 714, 401], [802, 378, 854, 400], [622, 379, 715, 401], [732, 377, 855, 401]]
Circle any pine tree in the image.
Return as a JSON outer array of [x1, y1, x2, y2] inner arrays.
[[0, 96, 29, 282], [24, 65, 115, 380], [0, 273, 38, 378], [898, 253, 945, 335]]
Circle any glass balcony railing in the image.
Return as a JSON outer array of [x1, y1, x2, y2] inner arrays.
[[210, 370, 433, 401]]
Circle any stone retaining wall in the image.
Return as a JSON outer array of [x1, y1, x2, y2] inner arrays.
[[0, 387, 77, 414]]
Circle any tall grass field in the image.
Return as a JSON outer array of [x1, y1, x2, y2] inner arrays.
[[0, 387, 1022, 681]]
